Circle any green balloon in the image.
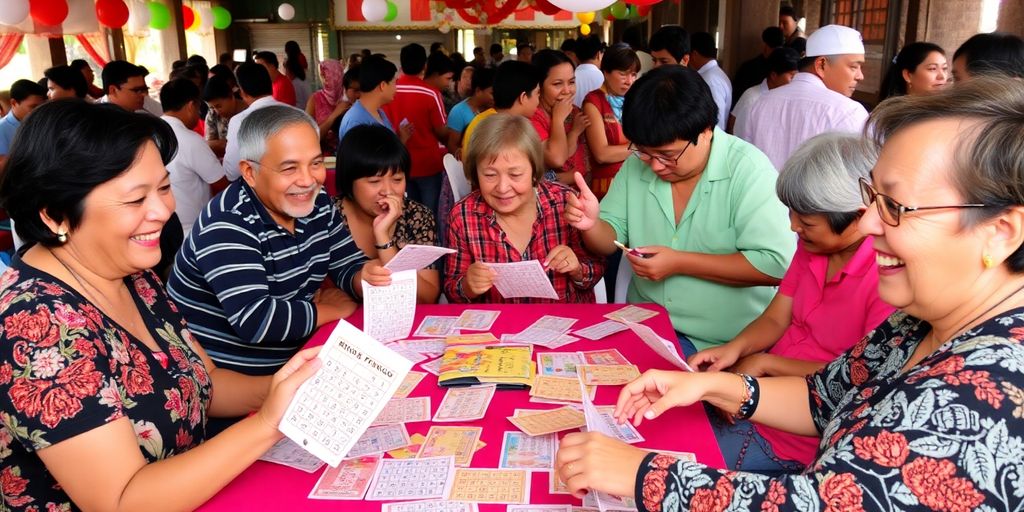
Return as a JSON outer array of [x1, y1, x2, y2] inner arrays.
[[384, 0, 398, 22], [212, 6, 231, 29], [609, 2, 628, 19], [601, 6, 614, 19], [627, 4, 638, 18], [148, 1, 171, 29]]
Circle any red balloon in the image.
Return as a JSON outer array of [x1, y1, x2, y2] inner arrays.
[[29, 0, 69, 26], [534, 0, 562, 16], [96, 0, 129, 28], [623, 0, 660, 5], [636, 4, 651, 15], [181, 5, 194, 29]]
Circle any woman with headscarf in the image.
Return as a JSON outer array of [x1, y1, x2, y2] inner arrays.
[[305, 59, 351, 154]]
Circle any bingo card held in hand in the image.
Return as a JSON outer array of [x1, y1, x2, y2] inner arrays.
[[279, 320, 414, 467]]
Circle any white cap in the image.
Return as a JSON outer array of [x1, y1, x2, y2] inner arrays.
[[806, 25, 865, 57]]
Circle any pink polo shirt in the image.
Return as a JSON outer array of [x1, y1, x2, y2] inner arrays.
[[755, 237, 895, 465]]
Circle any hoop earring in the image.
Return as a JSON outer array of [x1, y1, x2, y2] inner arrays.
[[983, 253, 995, 269]]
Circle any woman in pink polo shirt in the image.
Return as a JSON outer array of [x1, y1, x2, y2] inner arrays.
[[689, 132, 895, 472]]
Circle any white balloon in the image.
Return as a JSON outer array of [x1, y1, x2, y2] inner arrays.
[[548, 0, 615, 12], [199, 7, 213, 31], [278, 3, 296, 21], [0, 0, 30, 26], [361, 0, 387, 22], [127, 0, 150, 34]]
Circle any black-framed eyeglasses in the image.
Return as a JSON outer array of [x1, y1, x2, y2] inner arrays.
[[629, 141, 692, 166], [858, 177, 987, 227]]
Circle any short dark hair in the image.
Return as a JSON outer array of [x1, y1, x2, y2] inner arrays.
[[203, 74, 234, 101], [358, 55, 397, 92], [209, 64, 235, 84], [473, 46, 484, 56], [160, 78, 201, 112], [601, 45, 641, 73], [255, 51, 279, 68], [235, 62, 273, 97], [649, 26, 690, 62], [560, 38, 577, 54], [187, 54, 208, 67], [169, 64, 203, 83], [532, 49, 574, 82], [953, 32, 1024, 79], [493, 61, 540, 109], [69, 59, 91, 72], [0, 101, 177, 247], [762, 26, 785, 48], [779, 5, 800, 20], [489, 43, 503, 56], [471, 67, 495, 92], [768, 47, 800, 75], [575, 35, 603, 62], [101, 60, 146, 92], [621, 66, 717, 147], [430, 42, 443, 54], [343, 67, 360, 90], [10, 79, 46, 103], [788, 37, 807, 57], [171, 59, 187, 71], [425, 52, 453, 78], [336, 124, 410, 199], [400, 43, 428, 75], [879, 42, 946, 101], [691, 32, 717, 59], [219, 52, 233, 65], [517, 42, 533, 52], [44, 65, 88, 98]]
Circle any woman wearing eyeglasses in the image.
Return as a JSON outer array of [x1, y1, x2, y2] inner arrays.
[[566, 65, 794, 357], [555, 75, 1024, 511]]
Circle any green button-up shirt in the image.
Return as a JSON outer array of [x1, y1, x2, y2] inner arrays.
[[600, 128, 795, 350]]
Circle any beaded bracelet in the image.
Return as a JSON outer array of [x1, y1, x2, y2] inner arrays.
[[734, 373, 760, 421]]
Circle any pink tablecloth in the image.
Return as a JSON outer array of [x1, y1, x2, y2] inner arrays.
[[200, 303, 725, 511]]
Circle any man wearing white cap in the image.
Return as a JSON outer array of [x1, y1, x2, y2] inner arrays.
[[737, 24, 868, 170]]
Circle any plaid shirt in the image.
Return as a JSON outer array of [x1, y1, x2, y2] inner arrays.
[[445, 181, 604, 303]]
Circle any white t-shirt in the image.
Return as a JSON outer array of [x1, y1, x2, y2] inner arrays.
[[222, 96, 284, 181], [574, 63, 604, 108], [697, 60, 732, 130], [161, 115, 226, 235]]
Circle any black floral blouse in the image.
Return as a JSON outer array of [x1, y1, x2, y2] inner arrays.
[[0, 262, 211, 511], [636, 309, 1024, 512], [333, 197, 438, 267]]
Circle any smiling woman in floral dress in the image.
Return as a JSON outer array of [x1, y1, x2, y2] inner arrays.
[[0, 101, 319, 511], [554, 75, 1024, 511]]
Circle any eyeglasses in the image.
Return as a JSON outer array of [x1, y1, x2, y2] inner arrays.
[[858, 177, 987, 226], [249, 159, 326, 177], [120, 84, 150, 94], [629, 141, 692, 166]]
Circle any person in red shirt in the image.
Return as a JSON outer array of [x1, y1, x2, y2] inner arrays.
[[383, 43, 449, 216], [255, 51, 297, 107], [445, 113, 604, 304]]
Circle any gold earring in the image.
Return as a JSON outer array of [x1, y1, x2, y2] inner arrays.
[[983, 253, 995, 269], [56, 230, 67, 244]]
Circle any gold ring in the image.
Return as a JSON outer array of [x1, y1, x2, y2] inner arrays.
[[566, 462, 575, 473]]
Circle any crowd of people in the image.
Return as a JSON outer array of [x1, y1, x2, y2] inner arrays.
[[0, 11, 1023, 510]]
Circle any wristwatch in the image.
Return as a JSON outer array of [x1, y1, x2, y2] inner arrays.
[[374, 238, 397, 250]]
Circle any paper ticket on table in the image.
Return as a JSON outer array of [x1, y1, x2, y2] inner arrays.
[[308, 455, 381, 500], [278, 319, 413, 467], [366, 456, 456, 501], [418, 426, 483, 467], [371, 397, 432, 426], [454, 309, 501, 331], [538, 352, 583, 377], [604, 305, 659, 323], [258, 437, 326, 473], [433, 384, 496, 421], [530, 375, 595, 403], [622, 320, 694, 371], [363, 269, 418, 343], [499, 431, 555, 471], [447, 468, 531, 504], [507, 406, 585, 436], [347, 424, 412, 457], [384, 244, 457, 273], [393, 371, 427, 398], [382, 500, 479, 512], [573, 320, 629, 340], [489, 260, 559, 300], [414, 316, 460, 337], [577, 364, 641, 386]]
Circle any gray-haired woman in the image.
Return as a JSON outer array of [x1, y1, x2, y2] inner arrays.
[[684, 132, 895, 472]]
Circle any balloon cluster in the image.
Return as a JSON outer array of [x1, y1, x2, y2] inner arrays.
[[0, 1, 233, 31], [361, 0, 399, 22]]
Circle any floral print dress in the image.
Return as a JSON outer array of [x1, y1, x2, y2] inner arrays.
[[0, 262, 211, 511], [636, 310, 1024, 512]]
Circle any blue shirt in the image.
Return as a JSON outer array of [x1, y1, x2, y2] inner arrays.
[[166, 181, 367, 375], [446, 99, 477, 133], [338, 100, 394, 142], [0, 111, 21, 156]]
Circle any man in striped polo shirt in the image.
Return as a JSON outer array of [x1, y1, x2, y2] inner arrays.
[[168, 105, 382, 376]]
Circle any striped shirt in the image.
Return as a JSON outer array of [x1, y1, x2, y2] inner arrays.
[[382, 74, 447, 178], [167, 181, 367, 374]]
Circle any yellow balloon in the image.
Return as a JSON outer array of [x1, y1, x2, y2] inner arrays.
[[580, 23, 591, 35], [576, 11, 595, 24]]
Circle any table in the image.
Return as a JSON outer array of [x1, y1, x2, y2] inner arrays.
[[200, 303, 725, 510]]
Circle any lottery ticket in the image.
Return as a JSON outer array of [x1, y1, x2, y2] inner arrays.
[[383, 244, 456, 273], [420, 357, 443, 375], [347, 424, 411, 457], [447, 468, 531, 504], [573, 320, 629, 340], [507, 406, 585, 436], [586, 406, 644, 444], [414, 316, 459, 337], [399, 339, 448, 356], [433, 384, 496, 421], [579, 349, 631, 366], [505, 316, 578, 345], [498, 431, 555, 471], [530, 375, 595, 403], [382, 500, 478, 512], [577, 364, 641, 386], [365, 456, 456, 501], [454, 309, 501, 331], [418, 426, 483, 467], [622, 320, 693, 371], [278, 319, 412, 467], [489, 260, 559, 300], [257, 437, 325, 473], [603, 305, 658, 323], [538, 352, 584, 377], [371, 397, 432, 426], [387, 433, 427, 459], [393, 371, 427, 398], [308, 455, 381, 500], [363, 269, 418, 342]]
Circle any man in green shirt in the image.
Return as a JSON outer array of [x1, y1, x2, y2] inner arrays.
[[567, 66, 794, 354]]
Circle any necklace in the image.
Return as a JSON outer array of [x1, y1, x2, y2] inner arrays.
[[927, 280, 1024, 352], [48, 249, 141, 335]]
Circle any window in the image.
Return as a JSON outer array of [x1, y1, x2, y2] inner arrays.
[[827, 0, 888, 43]]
